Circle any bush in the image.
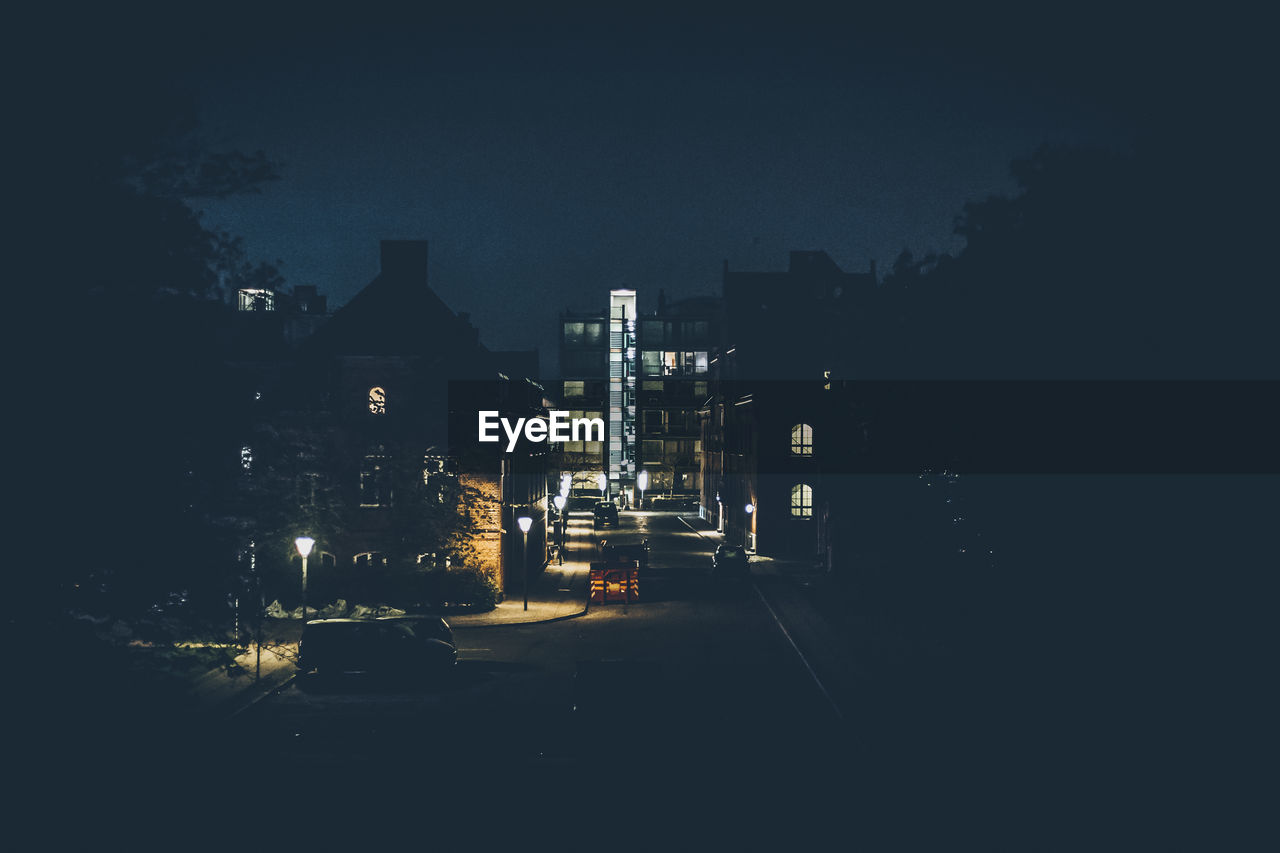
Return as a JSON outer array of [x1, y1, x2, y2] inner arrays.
[[347, 568, 499, 613], [441, 570, 498, 611]]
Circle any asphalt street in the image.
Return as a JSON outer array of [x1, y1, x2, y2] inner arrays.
[[217, 512, 853, 789]]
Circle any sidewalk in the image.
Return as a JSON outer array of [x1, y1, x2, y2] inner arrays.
[[186, 620, 303, 718], [186, 537, 591, 717], [677, 514, 824, 579], [190, 638, 299, 717], [446, 520, 593, 628]]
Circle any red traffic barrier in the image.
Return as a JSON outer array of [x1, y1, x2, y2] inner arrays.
[[589, 561, 640, 604]]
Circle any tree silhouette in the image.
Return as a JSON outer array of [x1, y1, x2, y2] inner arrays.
[[45, 83, 287, 620]]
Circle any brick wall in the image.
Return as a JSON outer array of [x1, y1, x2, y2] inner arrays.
[[461, 471, 503, 593]]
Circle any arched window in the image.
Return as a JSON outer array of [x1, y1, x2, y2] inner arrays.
[[791, 423, 814, 456], [790, 484, 814, 518], [352, 552, 388, 570]]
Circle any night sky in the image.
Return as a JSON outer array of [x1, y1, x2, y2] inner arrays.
[[140, 8, 1148, 366], [40, 6, 1267, 372]]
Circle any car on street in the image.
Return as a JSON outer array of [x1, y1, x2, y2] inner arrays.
[[711, 544, 750, 577], [593, 502, 620, 528], [377, 613, 454, 645], [297, 617, 457, 681], [601, 539, 649, 569]]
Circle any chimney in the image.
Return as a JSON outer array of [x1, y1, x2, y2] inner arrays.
[[380, 240, 429, 281]]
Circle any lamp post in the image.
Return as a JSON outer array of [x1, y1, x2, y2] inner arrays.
[[295, 536, 315, 624], [553, 495, 567, 562], [638, 469, 649, 511], [517, 515, 533, 611], [597, 472, 608, 501], [744, 503, 755, 552]]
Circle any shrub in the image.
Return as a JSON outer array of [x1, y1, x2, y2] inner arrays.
[[441, 570, 498, 611]]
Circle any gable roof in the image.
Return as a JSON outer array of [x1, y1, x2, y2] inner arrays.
[[299, 241, 492, 372]]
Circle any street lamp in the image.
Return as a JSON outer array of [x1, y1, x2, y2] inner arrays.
[[637, 469, 649, 511], [560, 473, 571, 498], [517, 515, 533, 612], [553, 495, 567, 562], [597, 472, 608, 500], [295, 536, 315, 624]]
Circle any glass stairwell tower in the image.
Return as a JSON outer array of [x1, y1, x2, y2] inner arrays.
[[608, 289, 637, 501]]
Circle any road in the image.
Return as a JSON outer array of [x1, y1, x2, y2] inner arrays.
[[218, 512, 854, 788]]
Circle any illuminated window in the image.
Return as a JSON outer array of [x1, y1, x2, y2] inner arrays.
[[360, 446, 391, 507], [238, 289, 275, 312], [791, 424, 814, 456], [790, 484, 814, 518], [563, 380, 585, 398], [368, 386, 386, 415]]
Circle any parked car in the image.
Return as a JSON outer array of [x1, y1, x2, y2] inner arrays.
[[297, 617, 456, 681], [601, 539, 649, 569], [377, 613, 454, 645], [711, 544, 750, 577], [593, 502, 620, 528]]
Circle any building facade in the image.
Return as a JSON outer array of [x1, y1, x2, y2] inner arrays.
[[233, 240, 548, 604], [700, 251, 875, 561], [559, 288, 718, 506]]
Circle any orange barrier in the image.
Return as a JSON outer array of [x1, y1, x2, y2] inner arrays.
[[589, 561, 640, 604]]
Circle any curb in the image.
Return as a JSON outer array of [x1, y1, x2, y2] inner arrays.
[[750, 580, 844, 722], [677, 515, 715, 538], [226, 671, 297, 719], [450, 601, 589, 629]]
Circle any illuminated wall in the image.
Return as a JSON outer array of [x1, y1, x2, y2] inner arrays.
[[461, 471, 504, 593]]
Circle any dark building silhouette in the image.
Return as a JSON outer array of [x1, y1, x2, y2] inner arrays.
[[232, 240, 547, 602], [700, 251, 874, 563]]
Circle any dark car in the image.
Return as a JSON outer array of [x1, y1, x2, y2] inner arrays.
[[377, 613, 454, 645], [297, 617, 456, 681], [593, 502, 620, 528], [711, 544, 750, 576], [601, 539, 649, 569]]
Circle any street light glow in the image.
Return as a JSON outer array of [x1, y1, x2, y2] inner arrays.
[[517, 516, 533, 533], [745, 503, 754, 514], [638, 470, 649, 491], [295, 536, 315, 557], [597, 473, 607, 493], [553, 495, 566, 511]]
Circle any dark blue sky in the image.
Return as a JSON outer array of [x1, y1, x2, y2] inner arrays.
[[176, 9, 1135, 362]]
